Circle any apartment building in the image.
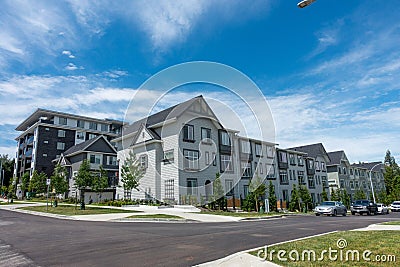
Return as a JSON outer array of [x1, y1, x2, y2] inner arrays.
[[14, 109, 123, 181], [327, 150, 351, 193], [349, 162, 386, 200], [287, 143, 331, 205]]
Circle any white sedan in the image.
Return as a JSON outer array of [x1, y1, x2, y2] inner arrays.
[[376, 203, 389, 215]]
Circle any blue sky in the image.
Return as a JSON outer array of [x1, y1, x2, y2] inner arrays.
[[0, 0, 399, 163]]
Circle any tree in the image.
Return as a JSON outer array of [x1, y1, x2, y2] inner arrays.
[[267, 181, 276, 212], [321, 187, 329, 202], [330, 188, 339, 201], [299, 185, 312, 212], [75, 160, 95, 203], [29, 171, 47, 194], [120, 150, 144, 199], [212, 173, 225, 210], [354, 189, 366, 200], [383, 150, 400, 202], [0, 154, 15, 188], [339, 189, 351, 208], [51, 164, 69, 197], [20, 172, 30, 197], [289, 184, 301, 212], [93, 166, 109, 201]]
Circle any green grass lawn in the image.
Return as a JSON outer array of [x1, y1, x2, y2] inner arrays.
[[249, 231, 399, 266], [127, 214, 184, 219], [201, 210, 282, 217], [19, 205, 140, 216], [381, 221, 400, 225]]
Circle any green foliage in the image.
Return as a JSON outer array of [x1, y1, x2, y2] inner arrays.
[[21, 172, 30, 193], [92, 166, 109, 193], [289, 184, 300, 212], [338, 189, 351, 208], [120, 150, 144, 198], [0, 154, 15, 188], [75, 160, 94, 189], [51, 164, 69, 196], [354, 189, 366, 200], [321, 186, 329, 202], [383, 150, 400, 202], [267, 181, 276, 212], [246, 175, 267, 212], [330, 188, 339, 201], [299, 185, 312, 211], [29, 171, 47, 194], [211, 173, 226, 210]]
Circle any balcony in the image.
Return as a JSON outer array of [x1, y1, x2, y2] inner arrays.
[[25, 149, 33, 157], [40, 119, 54, 124], [26, 136, 34, 145]]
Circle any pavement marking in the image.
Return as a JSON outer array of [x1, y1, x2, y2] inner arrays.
[[0, 241, 38, 267]]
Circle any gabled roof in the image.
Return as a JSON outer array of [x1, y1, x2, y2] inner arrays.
[[130, 123, 161, 146], [121, 95, 221, 137], [287, 143, 331, 162], [327, 150, 347, 166], [351, 162, 384, 171], [63, 135, 117, 157]]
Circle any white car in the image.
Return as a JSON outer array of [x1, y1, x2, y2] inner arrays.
[[376, 203, 389, 214], [390, 201, 400, 212]]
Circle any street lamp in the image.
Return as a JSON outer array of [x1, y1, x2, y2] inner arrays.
[[297, 0, 316, 8], [368, 163, 382, 203]]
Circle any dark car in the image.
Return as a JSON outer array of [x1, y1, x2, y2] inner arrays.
[[351, 200, 378, 215]]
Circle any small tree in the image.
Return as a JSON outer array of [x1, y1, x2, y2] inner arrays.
[[354, 189, 366, 200], [321, 187, 329, 202], [267, 181, 277, 212], [120, 150, 144, 200], [29, 171, 47, 194], [247, 176, 266, 212], [93, 166, 109, 201], [21, 172, 30, 197], [339, 189, 351, 208], [212, 173, 225, 210], [289, 184, 301, 212], [330, 188, 339, 201], [75, 159, 95, 203], [51, 164, 69, 198], [299, 185, 312, 212]]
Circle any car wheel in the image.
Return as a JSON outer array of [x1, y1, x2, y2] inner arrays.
[[333, 210, 337, 216], [367, 211, 371, 216], [351, 212, 355, 215], [315, 213, 320, 216], [343, 210, 347, 216]]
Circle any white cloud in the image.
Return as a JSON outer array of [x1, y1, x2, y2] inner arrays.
[[62, 50, 75, 58], [64, 63, 84, 71], [0, 146, 16, 159]]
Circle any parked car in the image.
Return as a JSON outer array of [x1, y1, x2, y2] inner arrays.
[[314, 201, 347, 216], [376, 203, 389, 215], [389, 201, 400, 212], [350, 200, 378, 215]]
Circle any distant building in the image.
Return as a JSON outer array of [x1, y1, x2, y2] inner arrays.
[[14, 109, 123, 181], [327, 150, 351, 193], [349, 162, 385, 200]]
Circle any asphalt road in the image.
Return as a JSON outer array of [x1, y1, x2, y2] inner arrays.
[[1, 210, 399, 267]]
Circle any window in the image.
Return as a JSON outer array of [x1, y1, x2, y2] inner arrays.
[[279, 170, 288, 184], [289, 169, 293, 180], [43, 153, 48, 157], [201, 128, 211, 141], [266, 146, 274, 158], [90, 122, 98, 130], [43, 140, 49, 144], [139, 155, 148, 170], [321, 161, 326, 171], [59, 117, 67, 125], [90, 154, 101, 164], [212, 152, 216, 166], [220, 131, 231, 146], [298, 155, 304, 166], [240, 140, 251, 154], [343, 167, 347, 175], [225, 179, 234, 195], [205, 151, 210, 165], [57, 142, 65, 150], [282, 190, 289, 202], [355, 181, 359, 188], [258, 162, 263, 174], [350, 181, 354, 189], [278, 151, 288, 163], [107, 156, 117, 166], [187, 178, 198, 195], [298, 171, 305, 184], [88, 133, 97, 140], [77, 120, 85, 128], [165, 179, 174, 199], [338, 167, 342, 174], [45, 127, 49, 131], [243, 185, 249, 198], [183, 124, 194, 141], [183, 149, 199, 170], [266, 164, 275, 178], [241, 161, 252, 177], [55, 154, 61, 159], [163, 149, 174, 164], [289, 154, 296, 165], [308, 159, 314, 169], [220, 154, 233, 172], [58, 130, 66, 137], [101, 124, 108, 132], [308, 176, 315, 188], [255, 143, 262, 157], [76, 132, 85, 140], [340, 179, 345, 188], [315, 161, 320, 171]]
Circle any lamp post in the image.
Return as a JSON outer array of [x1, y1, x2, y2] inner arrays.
[[368, 163, 382, 203], [297, 0, 316, 8]]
